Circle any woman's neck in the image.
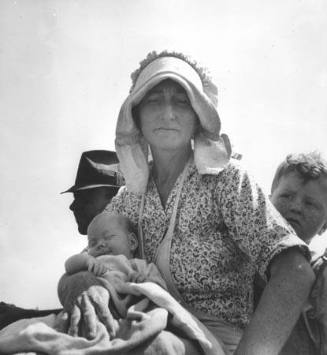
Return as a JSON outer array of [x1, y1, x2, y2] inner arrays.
[[150, 144, 192, 206]]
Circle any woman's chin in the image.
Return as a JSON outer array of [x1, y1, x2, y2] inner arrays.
[[149, 138, 191, 152]]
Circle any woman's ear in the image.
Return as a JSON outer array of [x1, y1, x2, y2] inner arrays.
[[318, 222, 327, 236], [128, 232, 139, 252], [132, 106, 141, 129], [193, 116, 201, 137]]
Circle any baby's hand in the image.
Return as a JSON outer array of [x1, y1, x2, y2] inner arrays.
[[87, 259, 107, 277], [130, 272, 146, 283]]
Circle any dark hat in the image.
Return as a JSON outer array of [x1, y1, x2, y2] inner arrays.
[[61, 150, 124, 193]]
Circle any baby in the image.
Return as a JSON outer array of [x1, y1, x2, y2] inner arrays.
[[65, 213, 166, 289], [63, 212, 168, 338]]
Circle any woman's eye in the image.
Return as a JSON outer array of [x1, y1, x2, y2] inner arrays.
[[145, 95, 160, 104], [174, 96, 190, 105]]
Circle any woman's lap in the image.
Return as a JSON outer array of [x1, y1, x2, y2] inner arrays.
[[135, 330, 203, 355]]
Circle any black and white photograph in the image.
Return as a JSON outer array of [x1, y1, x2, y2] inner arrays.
[[1, 1, 327, 354]]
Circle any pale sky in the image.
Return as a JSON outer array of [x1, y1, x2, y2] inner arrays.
[[1, 0, 326, 309]]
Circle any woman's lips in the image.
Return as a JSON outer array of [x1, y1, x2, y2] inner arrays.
[[155, 127, 178, 131]]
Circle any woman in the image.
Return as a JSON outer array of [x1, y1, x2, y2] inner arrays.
[[60, 51, 314, 355]]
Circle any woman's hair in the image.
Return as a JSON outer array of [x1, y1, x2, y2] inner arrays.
[[129, 50, 217, 99], [271, 151, 327, 193]]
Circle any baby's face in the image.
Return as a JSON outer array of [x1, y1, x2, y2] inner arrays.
[[88, 216, 132, 258], [271, 171, 327, 243]]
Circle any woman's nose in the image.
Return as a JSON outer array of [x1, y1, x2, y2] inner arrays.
[[162, 103, 176, 120]]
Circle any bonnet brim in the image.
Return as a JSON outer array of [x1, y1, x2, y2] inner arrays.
[[115, 56, 231, 193]]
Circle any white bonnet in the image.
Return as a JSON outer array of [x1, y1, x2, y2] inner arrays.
[[115, 52, 231, 193]]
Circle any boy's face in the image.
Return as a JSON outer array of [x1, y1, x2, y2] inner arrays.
[[87, 216, 134, 258], [270, 171, 327, 243]]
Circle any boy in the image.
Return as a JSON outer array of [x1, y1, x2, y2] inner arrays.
[[270, 152, 327, 244], [268, 152, 327, 354]]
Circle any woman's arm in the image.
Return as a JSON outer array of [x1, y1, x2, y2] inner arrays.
[[235, 248, 315, 355]]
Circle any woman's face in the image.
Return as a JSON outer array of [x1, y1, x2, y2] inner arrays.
[[137, 79, 198, 151]]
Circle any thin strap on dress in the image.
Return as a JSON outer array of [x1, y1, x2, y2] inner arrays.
[[153, 157, 192, 303], [138, 194, 145, 259]]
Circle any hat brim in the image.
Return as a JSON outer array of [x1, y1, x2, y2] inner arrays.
[[61, 184, 121, 194]]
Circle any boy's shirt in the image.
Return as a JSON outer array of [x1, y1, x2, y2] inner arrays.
[[305, 247, 327, 355]]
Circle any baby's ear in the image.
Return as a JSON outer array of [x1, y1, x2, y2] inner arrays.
[[128, 232, 138, 252]]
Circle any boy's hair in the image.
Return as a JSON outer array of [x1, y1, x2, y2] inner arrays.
[[271, 151, 327, 193]]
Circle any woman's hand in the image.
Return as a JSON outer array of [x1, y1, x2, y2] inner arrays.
[[58, 271, 116, 339], [68, 285, 116, 339]]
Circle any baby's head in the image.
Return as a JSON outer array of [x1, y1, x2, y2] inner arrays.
[[87, 213, 138, 258], [270, 152, 327, 243]]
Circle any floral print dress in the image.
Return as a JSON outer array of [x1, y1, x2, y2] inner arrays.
[[104, 160, 309, 330]]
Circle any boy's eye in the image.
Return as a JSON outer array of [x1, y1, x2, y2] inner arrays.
[[305, 199, 318, 209], [280, 193, 291, 199]]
